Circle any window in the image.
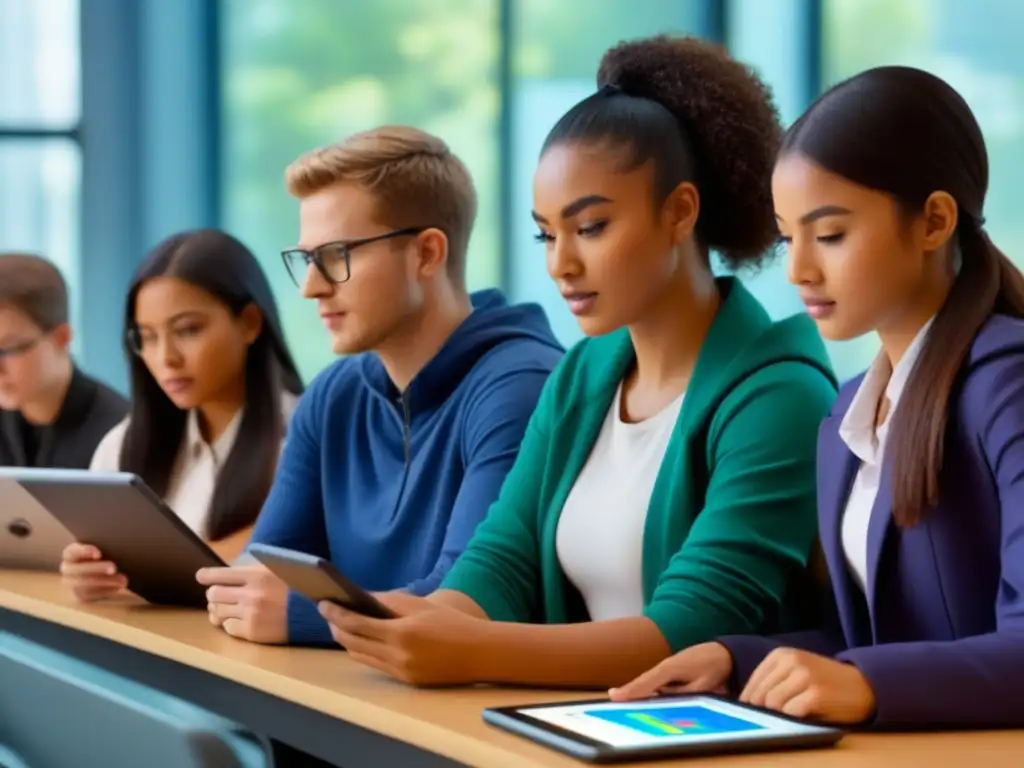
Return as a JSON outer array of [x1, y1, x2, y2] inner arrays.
[[726, 0, 819, 348], [0, 0, 81, 346], [822, 0, 1024, 379], [221, 0, 500, 381], [508, 0, 717, 347], [0, 140, 81, 296]]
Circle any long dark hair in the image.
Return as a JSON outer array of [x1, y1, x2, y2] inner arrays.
[[784, 66, 1024, 527], [119, 229, 304, 540]]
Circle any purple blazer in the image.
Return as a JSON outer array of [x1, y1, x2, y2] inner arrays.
[[720, 315, 1024, 729]]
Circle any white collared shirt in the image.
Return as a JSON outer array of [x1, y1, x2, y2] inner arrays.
[[838, 320, 934, 593], [90, 392, 298, 537]]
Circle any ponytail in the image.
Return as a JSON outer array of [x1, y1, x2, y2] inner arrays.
[[889, 218, 1024, 527]]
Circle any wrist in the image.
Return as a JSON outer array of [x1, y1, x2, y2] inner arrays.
[[464, 617, 503, 683]]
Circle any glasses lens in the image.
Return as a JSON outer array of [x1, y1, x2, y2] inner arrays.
[[318, 247, 349, 283], [281, 251, 305, 286]]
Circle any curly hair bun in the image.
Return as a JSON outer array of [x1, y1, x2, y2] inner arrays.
[[599, 35, 782, 269]]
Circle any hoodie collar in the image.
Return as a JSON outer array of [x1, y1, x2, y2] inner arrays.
[[359, 289, 556, 413]]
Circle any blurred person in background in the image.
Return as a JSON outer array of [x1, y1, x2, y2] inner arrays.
[[0, 253, 127, 469], [60, 230, 304, 596]]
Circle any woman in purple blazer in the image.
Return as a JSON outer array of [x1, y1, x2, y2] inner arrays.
[[609, 65, 1024, 729]]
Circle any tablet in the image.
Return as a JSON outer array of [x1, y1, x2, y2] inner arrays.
[[0, 468, 225, 608], [0, 475, 75, 571], [483, 694, 844, 763], [247, 543, 396, 620]]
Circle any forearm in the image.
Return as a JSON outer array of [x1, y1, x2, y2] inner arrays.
[[838, 634, 1024, 728], [428, 589, 490, 620], [469, 616, 671, 689]]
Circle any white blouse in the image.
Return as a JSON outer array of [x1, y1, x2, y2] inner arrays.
[[90, 393, 298, 537], [556, 382, 685, 621], [838, 320, 933, 593]]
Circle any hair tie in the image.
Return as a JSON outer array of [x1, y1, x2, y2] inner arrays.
[[597, 82, 623, 97]]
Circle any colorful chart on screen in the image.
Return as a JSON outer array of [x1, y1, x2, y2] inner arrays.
[[518, 696, 820, 748], [586, 704, 764, 738]]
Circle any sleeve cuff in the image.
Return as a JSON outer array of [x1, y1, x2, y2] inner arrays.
[[286, 591, 337, 647], [641, 602, 720, 654], [717, 635, 784, 693], [439, 571, 518, 623]]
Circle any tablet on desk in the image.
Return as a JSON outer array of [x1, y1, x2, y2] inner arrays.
[[483, 694, 844, 763], [0, 468, 225, 608]]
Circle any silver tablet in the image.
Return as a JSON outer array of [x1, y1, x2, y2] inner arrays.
[[0, 467, 224, 606], [0, 475, 75, 571]]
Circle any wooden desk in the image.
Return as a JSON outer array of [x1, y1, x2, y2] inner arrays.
[[0, 572, 1020, 768]]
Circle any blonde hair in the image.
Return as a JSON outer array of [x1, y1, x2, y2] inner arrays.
[[285, 126, 477, 282]]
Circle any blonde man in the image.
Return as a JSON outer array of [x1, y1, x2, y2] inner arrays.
[[199, 126, 563, 645]]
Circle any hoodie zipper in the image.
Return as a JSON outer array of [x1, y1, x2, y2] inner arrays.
[[389, 391, 413, 520]]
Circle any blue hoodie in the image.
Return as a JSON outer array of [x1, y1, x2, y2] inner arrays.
[[248, 289, 564, 645]]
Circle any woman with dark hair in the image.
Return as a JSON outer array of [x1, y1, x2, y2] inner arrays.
[[317, 36, 837, 688], [60, 229, 304, 602], [611, 66, 1024, 728]]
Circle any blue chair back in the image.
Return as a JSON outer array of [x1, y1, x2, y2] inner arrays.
[[0, 631, 272, 767]]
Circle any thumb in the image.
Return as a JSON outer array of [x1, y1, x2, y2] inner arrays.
[[609, 659, 683, 702]]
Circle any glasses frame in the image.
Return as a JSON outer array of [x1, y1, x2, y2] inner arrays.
[[280, 226, 434, 287], [125, 326, 147, 357]]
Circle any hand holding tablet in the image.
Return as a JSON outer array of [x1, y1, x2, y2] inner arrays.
[[484, 694, 843, 762], [60, 542, 130, 603], [197, 563, 291, 644], [1, 468, 225, 608], [246, 543, 396, 620]]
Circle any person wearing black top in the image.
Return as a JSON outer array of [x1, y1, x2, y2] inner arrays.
[[0, 253, 127, 468]]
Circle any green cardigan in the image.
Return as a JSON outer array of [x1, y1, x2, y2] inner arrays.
[[441, 278, 837, 652]]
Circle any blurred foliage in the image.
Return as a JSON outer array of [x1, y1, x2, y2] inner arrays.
[[223, 0, 1024, 382], [221, 0, 706, 381], [222, 0, 499, 380], [823, 0, 1024, 376]]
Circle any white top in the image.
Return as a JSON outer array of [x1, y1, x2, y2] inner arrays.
[[556, 383, 685, 621], [838, 320, 933, 593], [90, 392, 299, 538]]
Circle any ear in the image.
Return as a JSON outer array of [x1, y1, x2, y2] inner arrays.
[[50, 323, 72, 352], [237, 303, 264, 345], [663, 181, 700, 245], [921, 191, 959, 252], [413, 228, 450, 280]]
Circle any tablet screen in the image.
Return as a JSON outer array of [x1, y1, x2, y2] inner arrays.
[[515, 696, 826, 748]]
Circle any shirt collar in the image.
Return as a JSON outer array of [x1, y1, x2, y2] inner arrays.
[[839, 317, 935, 464], [183, 406, 244, 465], [181, 391, 300, 465]]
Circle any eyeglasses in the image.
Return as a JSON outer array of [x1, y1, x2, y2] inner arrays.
[[126, 321, 208, 357], [280, 227, 433, 287], [125, 327, 147, 356], [0, 337, 42, 361]]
